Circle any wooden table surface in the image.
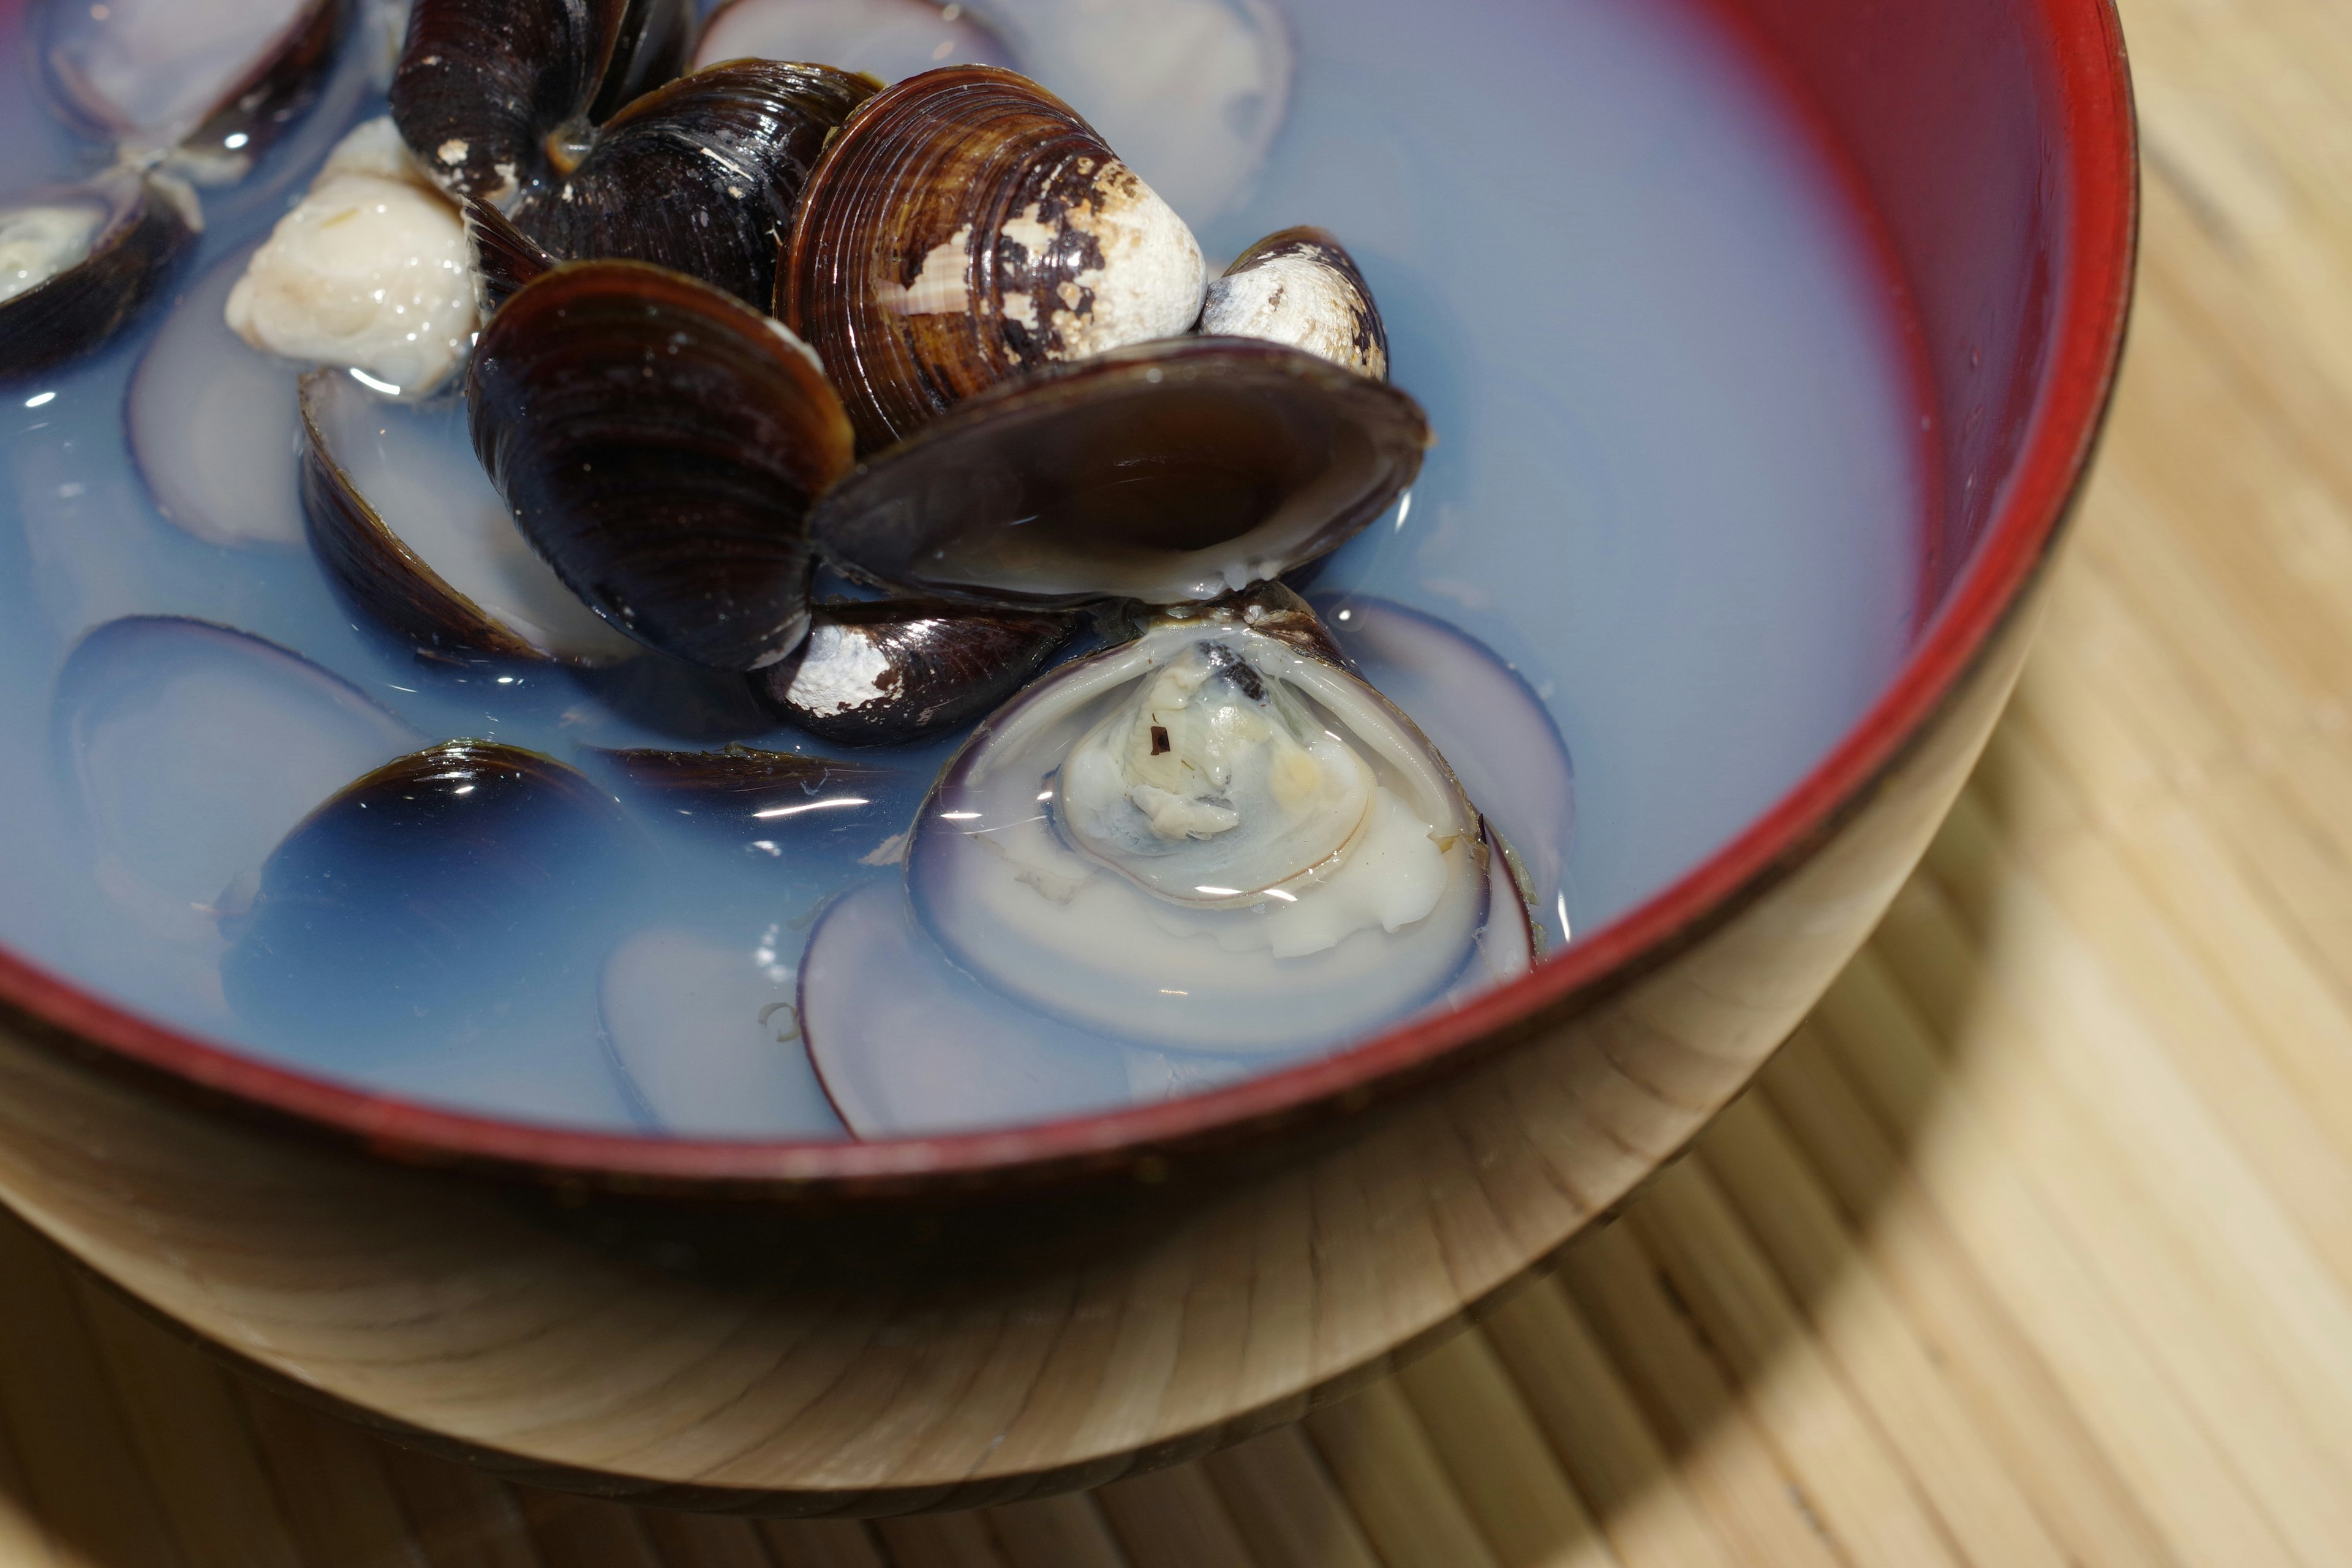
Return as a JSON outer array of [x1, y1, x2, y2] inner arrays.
[[6, 0, 2348, 1561]]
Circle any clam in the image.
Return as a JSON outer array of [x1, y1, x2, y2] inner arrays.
[[745, 599, 1081, 745], [799, 880, 1250, 1136], [507, 60, 878, 309], [467, 260, 856, 670], [896, 592, 1503, 1051], [781, 64, 1207, 451], [224, 117, 480, 399], [1201, 226, 1389, 380], [38, 0, 346, 182], [693, 0, 1015, 84], [219, 740, 643, 1053], [391, 0, 693, 205], [811, 336, 1430, 605], [300, 368, 644, 666], [0, 173, 198, 379]]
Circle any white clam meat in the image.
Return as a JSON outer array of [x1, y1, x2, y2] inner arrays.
[[909, 610, 1491, 1052], [225, 117, 479, 398]]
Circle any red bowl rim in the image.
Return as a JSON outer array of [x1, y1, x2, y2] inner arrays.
[[0, 0, 2139, 1193]]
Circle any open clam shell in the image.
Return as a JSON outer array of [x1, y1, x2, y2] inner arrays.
[[301, 369, 643, 666], [811, 336, 1429, 606], [745, 598, 1081, 745], [1202, 225, 1389, 381], [781, 64, 1206, 451], [39, 0, 346, 181], [905, 608, 1491, 1052], [0, 173, 197, 379], [508, 59, 877, 310], [467, 260, 856, 671], [391, 0, 694, 204]]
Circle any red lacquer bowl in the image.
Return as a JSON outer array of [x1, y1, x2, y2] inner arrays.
[[0, 0, 2133, 1512]]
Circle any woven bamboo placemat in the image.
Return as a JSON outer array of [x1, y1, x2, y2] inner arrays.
[[8, 0, 2351, 1559]]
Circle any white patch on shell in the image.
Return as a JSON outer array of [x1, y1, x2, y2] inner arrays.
[[876, 222, 973, 315], [224, 119, 480, 398], [1004, 161, 1204, 361], [435, 138, 469, 167], [1202, 249, 1385, 379], [783, 624, 895, 718], [0, 203, 105, 306], [762, 315, 827, 375]]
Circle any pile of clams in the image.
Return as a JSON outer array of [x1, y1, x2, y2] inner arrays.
[[28, 0, 1575, 1139]]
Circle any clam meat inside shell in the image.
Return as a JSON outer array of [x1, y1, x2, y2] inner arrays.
[[909, 609, 1491, 1052], [783, 64, 1206, 451], [812, 336, 1428, 606], [467, 260, 855, 671], [0, 174, 197, 379]]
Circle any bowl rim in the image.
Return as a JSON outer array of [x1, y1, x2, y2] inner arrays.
[[0, 0, 2139, 1193]]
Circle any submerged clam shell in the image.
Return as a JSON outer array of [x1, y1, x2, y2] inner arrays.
[[782, 64, 1206, 451], [746, 599, 1081, 745], [906, 611, 1489, 1052], [0, 174, 197, 379], [220, 739, 641, 1050], [508, 60, 876, 309], [467, 260, 856, 671], [1202, 225, 1389, 381], [584, 743, 911, 847], [40, 0, 346, 181], [811, 337, 1428, 607], [391, 0, 693, 203], [300, 369, 643, 666]]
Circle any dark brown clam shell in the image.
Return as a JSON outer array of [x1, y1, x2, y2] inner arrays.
[[584, 742, 910, 839], [462, 197, 558, 318], [391, 0, 693, 203], [508, 60, 876, 309], [0, 175, 197, 380], [782, 64, 1205, 453], [810, 337, 1430, 608], [467, 260, 856, 672], [1202, 225, 1389, 381], [40, 0, 346, 179], [746, 599, 1080, 745], [219, 740, 641, 1049]]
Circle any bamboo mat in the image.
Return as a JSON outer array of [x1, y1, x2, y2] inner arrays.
[[8, 0, 2352, 1559]]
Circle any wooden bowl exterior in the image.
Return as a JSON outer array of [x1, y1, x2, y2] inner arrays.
[[0, 0, 2136, 1512]]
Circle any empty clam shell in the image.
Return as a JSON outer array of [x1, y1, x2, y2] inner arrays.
[[507, 59, 877, 309], [391, 0, 694, 203], [39, 0, 347, 181], [0, 173, 197, 379], [1202, 225, 1389, 380], [300, 369, 644, 666], [467, 260, 856, 671], [746, 598, 1080, 745], [811, 336, 1429, 607], [782, 64, 1205, 451]]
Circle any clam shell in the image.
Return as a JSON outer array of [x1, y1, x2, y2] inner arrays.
[[781, 64, 1206, 451], [1202, 225, 1389, 380], [510, 59, 877, 309], [584, 743, 911, 847], [391, 0, 693, 203], [0, 175, 198, 379], [461, 195, 558, 318], [219, 739, 643, 1050], [467, 260, 856, 671], [810, 337, 1429, 607], [745, 598, 1080, 745], [300, 369, 643, 666], [39, 0, 347, 181]]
